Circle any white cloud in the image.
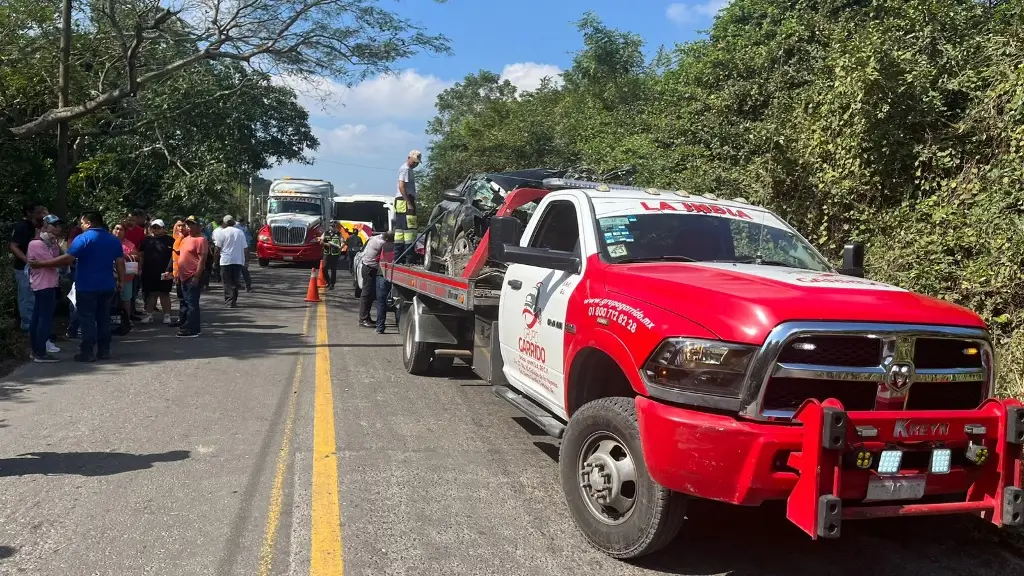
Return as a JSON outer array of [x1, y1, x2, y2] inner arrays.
[[312, 123, 422, 161], [500, 63, 563, 93], [275, 70, 453, 120], [666, 0, 731, 24]]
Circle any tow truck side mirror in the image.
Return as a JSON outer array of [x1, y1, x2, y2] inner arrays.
[[489, 216, 521, 261], [840, 242, 865, 277]]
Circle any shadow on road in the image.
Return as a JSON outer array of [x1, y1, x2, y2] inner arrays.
[[0, 449, 190, 477], [622, 499, 1024, 575], [0, 546, 15, 559]]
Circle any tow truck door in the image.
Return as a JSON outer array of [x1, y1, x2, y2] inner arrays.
[[498, 197, 586, 420]]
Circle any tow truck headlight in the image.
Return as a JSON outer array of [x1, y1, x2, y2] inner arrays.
[[258, 234, 271, 243], [643, 338, 757, 397]]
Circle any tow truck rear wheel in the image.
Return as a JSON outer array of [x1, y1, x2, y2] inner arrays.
[[258, 259, 269, 267], [401, 310, 434, 375], [559, 397, 686, 559]]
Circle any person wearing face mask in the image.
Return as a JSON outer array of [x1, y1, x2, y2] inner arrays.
[[25, 215, 64, 362]]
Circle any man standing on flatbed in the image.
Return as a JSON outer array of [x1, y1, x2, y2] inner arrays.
[[394, 150, 421, 263]]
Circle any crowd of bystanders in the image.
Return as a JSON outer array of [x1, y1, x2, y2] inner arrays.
[[8, 202, 255, 363]]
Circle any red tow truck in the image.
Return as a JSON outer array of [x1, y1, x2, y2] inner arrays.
[[381, 177, 1023, 559]]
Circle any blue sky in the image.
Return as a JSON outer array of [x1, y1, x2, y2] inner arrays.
[[262, 0, 730, 196]]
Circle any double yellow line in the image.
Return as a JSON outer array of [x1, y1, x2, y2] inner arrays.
[[258, 301, 343, 576]]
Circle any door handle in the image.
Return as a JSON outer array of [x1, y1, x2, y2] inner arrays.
[[507, 279, 522, 290]]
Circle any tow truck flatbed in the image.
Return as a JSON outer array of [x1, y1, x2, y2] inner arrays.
[[381, 263, 501, 309], [381, 186, 550, 310]]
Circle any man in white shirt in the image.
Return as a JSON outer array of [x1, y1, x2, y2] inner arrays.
[[212, 215, 248, 307]]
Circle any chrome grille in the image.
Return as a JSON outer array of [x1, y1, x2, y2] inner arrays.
[[776, 335, 880, 367], [739, 323, 994, 420], [271, 225, 306, 245]]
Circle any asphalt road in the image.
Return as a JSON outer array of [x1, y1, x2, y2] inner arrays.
[[2, 265, 1023, 576]]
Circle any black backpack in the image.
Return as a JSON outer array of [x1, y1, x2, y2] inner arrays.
[[110, 301, 132, 336]]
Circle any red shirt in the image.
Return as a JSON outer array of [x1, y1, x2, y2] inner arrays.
[[177, 236, 208, 281], [124, 224, 145, 248]]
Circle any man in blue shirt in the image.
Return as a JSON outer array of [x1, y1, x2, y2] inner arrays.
[[31, 211, 125, 362]]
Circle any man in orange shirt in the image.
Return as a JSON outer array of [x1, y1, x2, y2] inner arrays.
[[175, 218, 208, 338]]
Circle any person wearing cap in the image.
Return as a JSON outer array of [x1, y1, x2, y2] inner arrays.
[[318, 224, 343, 290], [138, 219, 176, 324], [176, 218, 209, 337], [394, 149, 421, 263], [211, 214, 248, 308], [31, 211, 125, 362], [23, 214, 64, 361]]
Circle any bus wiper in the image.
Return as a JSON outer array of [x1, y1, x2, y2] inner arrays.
[[615, 255, 696, 264]]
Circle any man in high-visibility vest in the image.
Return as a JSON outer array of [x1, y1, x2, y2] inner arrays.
[[319, 226, 343, 290], [394, 149, 421, 263]]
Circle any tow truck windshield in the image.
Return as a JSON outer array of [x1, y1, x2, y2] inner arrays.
[[268, 198, 322, 216], [597, 210, 832, 272]]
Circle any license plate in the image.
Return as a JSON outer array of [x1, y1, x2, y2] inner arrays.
[[864, 475, 926, 502], [283, 256, 294, 261]]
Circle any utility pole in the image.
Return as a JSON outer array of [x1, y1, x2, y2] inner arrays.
[[247, 174, 254, 224], [55, 0, 73, 217]]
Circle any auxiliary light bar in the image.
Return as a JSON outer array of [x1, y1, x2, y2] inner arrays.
[[539, 178, 750, 204]]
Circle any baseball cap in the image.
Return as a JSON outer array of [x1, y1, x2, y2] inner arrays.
[[43, 214, 62, 225], [150, 219, 166, 228], [409, 149, 422, 161], [223, 214, 234, 224]]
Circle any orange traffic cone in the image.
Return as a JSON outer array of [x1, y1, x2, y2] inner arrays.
[[304, 267, 321, 302], [317, 259, 328, 288]]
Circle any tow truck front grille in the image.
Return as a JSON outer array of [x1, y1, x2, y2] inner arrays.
[[914, 338, 983, 369], [741, 323, 994, 420], [271, 225, 307, 245], [762, 378, 985, 415], [776, 336, 880, 367]]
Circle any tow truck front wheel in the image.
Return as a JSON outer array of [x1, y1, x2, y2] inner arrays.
[[560, 397, 687, 559]]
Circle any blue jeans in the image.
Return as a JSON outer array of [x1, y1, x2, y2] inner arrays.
[[78, 289, 114, 358], [375, 275, 399, 332], [180, 280, 202, 334], [30, 288, 56, 357], [14, 269, 33, 331]]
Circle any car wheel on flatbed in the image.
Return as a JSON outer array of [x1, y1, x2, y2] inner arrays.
[[559, 397, 687, 559], [423, 230, 439, 272]]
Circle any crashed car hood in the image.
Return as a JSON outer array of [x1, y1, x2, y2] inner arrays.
[[603, 261, 986, 344]]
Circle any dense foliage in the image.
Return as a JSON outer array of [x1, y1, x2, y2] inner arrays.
[[421, 1, 1024, 397]]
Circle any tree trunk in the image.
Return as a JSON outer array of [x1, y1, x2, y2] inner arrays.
[[56, 0, 73, 218]]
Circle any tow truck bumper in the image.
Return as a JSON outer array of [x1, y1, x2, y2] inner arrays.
[[636, 395, 1023, 538], [256, 241, 322, 263]]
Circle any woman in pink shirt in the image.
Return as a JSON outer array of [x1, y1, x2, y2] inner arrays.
[[26, 215, 64, 362], [112, 223, 140, 321]]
